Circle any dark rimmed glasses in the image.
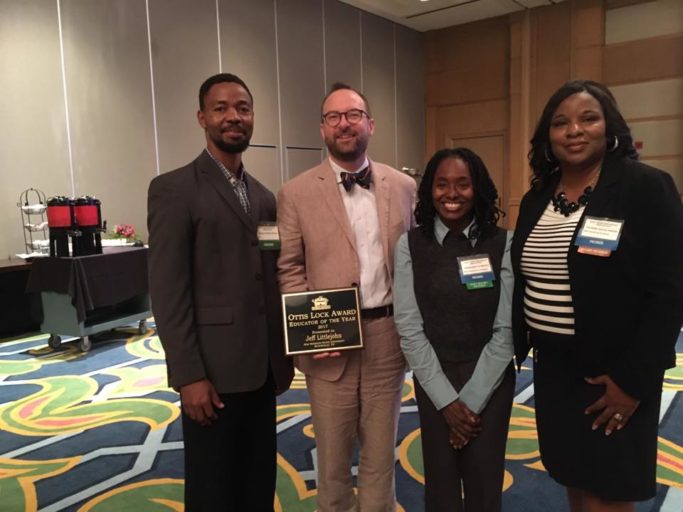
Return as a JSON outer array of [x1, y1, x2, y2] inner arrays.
[[321, 109, 368, 127]]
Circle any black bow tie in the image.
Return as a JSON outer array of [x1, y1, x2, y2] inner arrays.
[[340, 167, 372, 192]]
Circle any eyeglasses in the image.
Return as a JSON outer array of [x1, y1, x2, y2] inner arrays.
[[321, 109, 368, 127]]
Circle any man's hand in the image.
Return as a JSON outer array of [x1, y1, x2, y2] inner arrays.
[[442, 399, 481, 446], [180, 379, 224, 426]]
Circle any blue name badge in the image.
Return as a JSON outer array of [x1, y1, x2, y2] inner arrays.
[[575, 216, 624, 257], [457, 254, 495, 290]]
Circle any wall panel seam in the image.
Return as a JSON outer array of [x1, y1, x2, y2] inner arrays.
[[443, 129, 507, 139], [604, 74, 683, 87], [322, 0, 327, 91], [359, 11, 363, 90], [56, 0, 75, 195], [626, 115, 683, 123], [393, 25, 397, 168], [145, 0, 160, 176], [274, 0, 285, 185], [604, 32, 683, 48], [285, 145, 323, 151], [639, 154, 683, 160], [215, 0, 222, 72]]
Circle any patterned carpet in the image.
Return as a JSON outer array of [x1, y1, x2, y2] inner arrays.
[[1, 323, 681, 511]]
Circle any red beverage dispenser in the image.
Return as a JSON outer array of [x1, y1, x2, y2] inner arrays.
[[73, 196, 103, 256], [46, 196, 74, 257]]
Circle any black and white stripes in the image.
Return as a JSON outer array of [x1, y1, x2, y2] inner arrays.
[[521, 201, 583, 335]]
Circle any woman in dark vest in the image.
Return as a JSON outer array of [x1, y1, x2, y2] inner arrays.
[[394, 147, 515, 512], [511, 80, 683, 511]]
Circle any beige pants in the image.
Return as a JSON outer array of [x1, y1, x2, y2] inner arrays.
[[306, 316, 406, 512]]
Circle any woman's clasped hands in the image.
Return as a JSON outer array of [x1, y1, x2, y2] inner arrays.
[[442, 399, 481, 450]]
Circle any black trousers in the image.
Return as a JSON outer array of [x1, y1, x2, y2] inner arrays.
[[414, 361, 515, 512], [181, 376, 276, 512]]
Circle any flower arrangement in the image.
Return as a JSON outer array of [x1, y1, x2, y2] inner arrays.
[[111, 224, 138, 240]]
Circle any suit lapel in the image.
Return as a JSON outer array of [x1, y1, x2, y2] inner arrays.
[[198, 151, 254, 230], [370, 161, 392, 268], [315, 161, 357, 251], [245, 173, 263, 222], [582, 155, 621, 218], [566, 156, 622, 272]]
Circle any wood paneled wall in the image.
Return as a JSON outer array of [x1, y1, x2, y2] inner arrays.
[[425, 16, 510, 223], [424, 0, 682, 229], [605, 0, 683, 193]]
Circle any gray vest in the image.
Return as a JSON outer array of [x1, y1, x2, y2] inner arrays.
[[408, 225, 506, 363]]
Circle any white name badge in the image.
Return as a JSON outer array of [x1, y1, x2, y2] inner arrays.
[[575, 216, 624, 257], [457, 254, 495, 290], [257, 222, 280, 250]]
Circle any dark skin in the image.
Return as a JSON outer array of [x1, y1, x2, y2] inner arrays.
[[432, 157, 484, 449], [550, 92, 640, 438], [549, 91, 640, 512], [445, 400, 481, 449], [180, 81, 253, 426], [584, 375, 639, 436], [180, 379, 225, 426]]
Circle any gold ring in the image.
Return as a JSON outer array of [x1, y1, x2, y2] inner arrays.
[[613, 412, 624, 422]]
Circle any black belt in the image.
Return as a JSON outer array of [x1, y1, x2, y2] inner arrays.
[[361, 304, 393, 319]]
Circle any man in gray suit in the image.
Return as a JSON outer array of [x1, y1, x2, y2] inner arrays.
[[148, 73, 293, 511]]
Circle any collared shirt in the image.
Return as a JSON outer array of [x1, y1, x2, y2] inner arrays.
[[205, 148, 250, 213], [393, 216, 514, 413], [329, 157, 392, 309]]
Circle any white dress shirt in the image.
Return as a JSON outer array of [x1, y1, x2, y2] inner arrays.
[[329, 157, 392, 309]]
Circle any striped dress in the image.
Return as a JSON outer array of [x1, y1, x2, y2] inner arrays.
[[520, 201, 584, 335]]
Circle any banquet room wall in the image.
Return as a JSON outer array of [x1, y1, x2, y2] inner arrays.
[[0, 0, 424, 259]]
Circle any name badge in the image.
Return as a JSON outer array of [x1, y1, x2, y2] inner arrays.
[[457, 254, 495, 290], [575, 216, 624, 257], [257, 222, 280, 250]]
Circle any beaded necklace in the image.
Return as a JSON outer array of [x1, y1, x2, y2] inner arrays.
[[552, 168, 601, 217]]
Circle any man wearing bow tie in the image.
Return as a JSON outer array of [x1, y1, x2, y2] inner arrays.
[[277, 83, 416, 512]]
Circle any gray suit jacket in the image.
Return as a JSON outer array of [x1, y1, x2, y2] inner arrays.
[[148, 150, 293, 394]]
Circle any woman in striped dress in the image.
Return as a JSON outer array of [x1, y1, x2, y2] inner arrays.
[[511, 80, 683, 512]]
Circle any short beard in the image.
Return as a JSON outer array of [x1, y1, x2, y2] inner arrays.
[[213, 136, 250, 154], [325, 135, 368, 163]]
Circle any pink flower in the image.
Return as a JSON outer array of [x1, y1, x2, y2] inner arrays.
[[114, 224, 135, 238]]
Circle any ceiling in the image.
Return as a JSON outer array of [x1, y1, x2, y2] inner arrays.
[[339, 0, 567, 32]]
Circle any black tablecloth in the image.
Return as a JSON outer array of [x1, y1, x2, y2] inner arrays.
[[26, 248, 149, 322], [0, 259, 40, 336]]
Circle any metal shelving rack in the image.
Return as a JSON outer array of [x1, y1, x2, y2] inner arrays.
[[17, 188, 49, 255]]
